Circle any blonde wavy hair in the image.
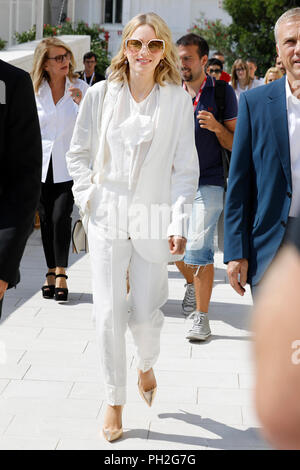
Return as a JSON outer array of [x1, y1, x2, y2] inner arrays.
[[31, 37, 78, 93], [264, 66, 283, 84], [231, 59, 252, 90], [108, 12, 181, 86]]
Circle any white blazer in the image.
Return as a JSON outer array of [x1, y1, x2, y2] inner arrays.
[[66, 79, 199, 263]]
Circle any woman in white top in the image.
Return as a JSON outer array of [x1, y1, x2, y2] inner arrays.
[[31, 38, 88, 301], [231, 58, 262, 102], [67, 12, 199, 442]]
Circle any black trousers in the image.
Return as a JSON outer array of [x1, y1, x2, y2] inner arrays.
[[38, 160, 74, 269]]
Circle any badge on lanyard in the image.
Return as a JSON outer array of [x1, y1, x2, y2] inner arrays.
[[183, 77, 207, 112]]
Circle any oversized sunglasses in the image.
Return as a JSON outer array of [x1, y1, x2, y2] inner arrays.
[[47, 51, 71, 63], [235, 67, 246, 72], [125, 39, 165, 54]]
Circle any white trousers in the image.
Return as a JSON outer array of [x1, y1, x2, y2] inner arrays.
[[88, 218, 168, 405]]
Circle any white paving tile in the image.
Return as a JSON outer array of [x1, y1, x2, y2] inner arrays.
[[0, 437, 59, 450], [37, 327, 96, 342], [0, 379, 9, 394], [19, 350, 99, 367], [239, 373, 255, 389], [5, 415, 103, 440], [155, 370, 239, 389], [0, 364, 31, 380], [0, 413, 15, 435], [241, 406, 261, 427], [23, 364, 102, 383], [0, 397, 102, 419], [2, 380, 74, 399], [0, 350, 26, 366], [24, 338, 88, 354], [56, 429, 149, 450], [196, 387, 254, 407]]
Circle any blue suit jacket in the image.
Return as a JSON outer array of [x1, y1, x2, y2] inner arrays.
[[224, 77, 292, 285]]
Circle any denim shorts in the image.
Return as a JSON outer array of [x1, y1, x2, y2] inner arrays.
[[184, 185, 224, 266]]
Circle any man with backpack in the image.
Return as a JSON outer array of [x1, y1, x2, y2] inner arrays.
[[176, 34, 238, 341]]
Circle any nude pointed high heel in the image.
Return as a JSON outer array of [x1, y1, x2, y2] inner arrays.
[[102, 405, 123, 442], [102, 427, 123, 442], [138, 378, 157, 407]]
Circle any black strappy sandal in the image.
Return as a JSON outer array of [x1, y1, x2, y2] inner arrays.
[[41, 272, 56, 299], [54, 274, 69, 301]]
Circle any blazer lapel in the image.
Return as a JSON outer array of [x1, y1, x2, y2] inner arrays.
[[94, 80, 122, 174], [98, 80, 121, 135], [267, 77, 292, 189]]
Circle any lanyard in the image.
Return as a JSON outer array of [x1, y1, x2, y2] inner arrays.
[[83, 72, 95, 86], [183, 76, 207, 112]]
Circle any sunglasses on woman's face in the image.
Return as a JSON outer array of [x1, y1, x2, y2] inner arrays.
[[125, 39, 165, 54], [47, 52, 71, 63], [236, 67, 246, 72]]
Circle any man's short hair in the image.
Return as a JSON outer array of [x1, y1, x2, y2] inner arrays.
[[176, 33, 209, 59], [83, 51, 97, 62], [274, 7, 300, 42], [213, 51, 224, 58], [206, 58, 223, 70], [246, 57, 257, 66]]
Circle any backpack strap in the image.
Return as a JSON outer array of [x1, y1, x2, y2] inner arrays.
[[214, 79, 227, 124]]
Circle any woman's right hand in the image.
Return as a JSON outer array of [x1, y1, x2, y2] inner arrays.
[[168, 236, 187, 255]]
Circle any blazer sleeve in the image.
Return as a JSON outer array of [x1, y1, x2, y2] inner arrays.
[[66, 87, 98, 216], [224, 92, 254, 263], [167, 92, 199, 238], [0, 71, 42, 285]]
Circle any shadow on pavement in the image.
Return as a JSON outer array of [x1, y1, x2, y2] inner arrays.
[[147, 410, 269, 449]]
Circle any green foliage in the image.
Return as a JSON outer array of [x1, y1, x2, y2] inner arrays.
[[14, 25, 36, 43], [14, 18, 110, 76], [0, 38, 6, 50], [223, 0, 300, 75], [189, 14, 235, 69], [58, 19, 110, 75], [191, 0, 300, 76]]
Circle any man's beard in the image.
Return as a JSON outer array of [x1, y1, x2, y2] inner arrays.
[[181, 69, 193, 82]]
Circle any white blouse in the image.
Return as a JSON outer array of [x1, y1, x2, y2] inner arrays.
[[104, 82, 160, 190], [36, 77, 89, 183], [234, 78, 263, 102]]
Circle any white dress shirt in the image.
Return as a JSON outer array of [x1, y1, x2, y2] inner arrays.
[[36, 76, 88, 183], [105, 82, 159, 190], [286, 77, 300, 217]]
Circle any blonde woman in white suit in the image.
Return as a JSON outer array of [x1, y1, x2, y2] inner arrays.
[[67, 12, 199, 442]]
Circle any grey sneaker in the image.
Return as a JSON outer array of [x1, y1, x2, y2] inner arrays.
[[186, 311, 211, 341], [182, 283, 196, 315]]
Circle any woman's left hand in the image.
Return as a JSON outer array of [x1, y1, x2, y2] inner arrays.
[[168, 236, 187, 255], [69, 86, 82, 105]]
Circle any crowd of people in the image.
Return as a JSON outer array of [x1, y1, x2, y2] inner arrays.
[[0, 7, 299, 449]]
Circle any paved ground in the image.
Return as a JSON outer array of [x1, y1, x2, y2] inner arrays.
[[0, 228, 271, 450]]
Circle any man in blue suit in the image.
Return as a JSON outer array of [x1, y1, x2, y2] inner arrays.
[[224, 7, 300, 296]]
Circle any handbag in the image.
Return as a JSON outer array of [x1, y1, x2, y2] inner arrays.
[[72, 219, 89, 253], [71, 80, 108, 255]]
